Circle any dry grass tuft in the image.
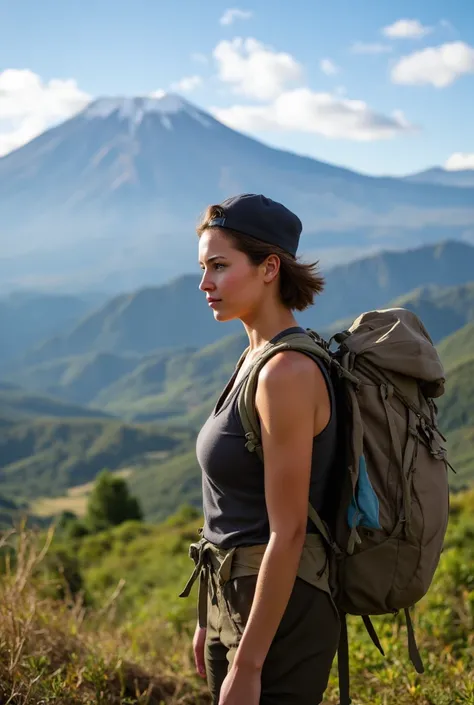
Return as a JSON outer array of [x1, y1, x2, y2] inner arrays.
[[0, 525, 209, 705]]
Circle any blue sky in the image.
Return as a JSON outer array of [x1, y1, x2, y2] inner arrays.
[[1, 0, 473, 175]]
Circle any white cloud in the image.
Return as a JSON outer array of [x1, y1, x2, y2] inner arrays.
[[351, 42, 392, 55], [391, 41, 474, 87], [212, 88, 414, 142], [445, 153, 474, 171], [191, 52, 208, 64], [320, 58, 339, 76], [440, 19, 456, 34], [383, 19, 432, 39], [0, 68, 91, 156], [213, 38, 302, 100], [170, 75, 202, 92], [220, 8, 253, 26]]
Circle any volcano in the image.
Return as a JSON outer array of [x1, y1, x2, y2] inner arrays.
[[0, 94, 473, 292]]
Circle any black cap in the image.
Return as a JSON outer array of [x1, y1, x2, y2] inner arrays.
[[207, 194, 302, 257]]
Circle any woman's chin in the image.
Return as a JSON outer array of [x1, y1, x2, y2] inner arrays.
[[213, 309, 228, 321], [212, 307, 235, 323]]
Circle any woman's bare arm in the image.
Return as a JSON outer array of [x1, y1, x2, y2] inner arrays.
[[232, 350, 329, 673]]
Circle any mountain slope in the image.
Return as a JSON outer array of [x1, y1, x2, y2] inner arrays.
[[319, 240, 474, 327], [0, 291, 98, 365], [17, 241, 474, 365], [437, 323, 474, 433], [0, 383, 112, 421], [405, 167, 474, 188], [12, 352, 142, 405], [1, 94, 474, 292], [95, 333, 247, 423], [21, 275, 242, 364], [388, 282, 474, 343], [0, 416, 188, 501], [438, 322, 474, 371]]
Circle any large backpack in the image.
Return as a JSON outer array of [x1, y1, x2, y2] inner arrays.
[[237, 307, 451, 705]]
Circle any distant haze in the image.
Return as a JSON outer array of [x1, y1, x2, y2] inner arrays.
[[1, 94, 473, 294]]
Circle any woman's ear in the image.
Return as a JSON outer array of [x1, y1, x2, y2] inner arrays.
[[262, 254, 281, 283]]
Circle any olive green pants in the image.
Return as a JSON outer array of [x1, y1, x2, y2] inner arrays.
[[204, 573, 340, 705]]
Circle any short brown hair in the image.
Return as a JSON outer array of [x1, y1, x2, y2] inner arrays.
[[197, 205, 325, 311]]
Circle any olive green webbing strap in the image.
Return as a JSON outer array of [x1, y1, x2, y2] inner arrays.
[[237, 334, 340, 552], [237, 333, 332, 461]]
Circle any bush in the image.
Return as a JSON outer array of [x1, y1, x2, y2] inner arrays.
[[86, 470, 143, 533]]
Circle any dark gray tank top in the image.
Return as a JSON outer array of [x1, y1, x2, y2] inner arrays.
[[196, 327, 337, 549]]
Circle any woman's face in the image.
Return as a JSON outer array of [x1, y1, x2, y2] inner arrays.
[[198, 228, 266, 322]]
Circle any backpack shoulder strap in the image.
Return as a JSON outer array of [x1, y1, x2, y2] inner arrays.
[[237, 333, 338, 551], [237, 332, 332, 462]]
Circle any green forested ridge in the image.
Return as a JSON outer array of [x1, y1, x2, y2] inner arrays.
[[319, 240, 474, 327], [0, 290, 98, 365], [437, 324, 474, 466], [0, 383, 112, 421], [0, 259, 473, 528], [1, 293, 474, 525], [9, 241, 474, 370], [7, 279, 474, 424], [9, 351, 142, 406], [96, 333, 247, 423], [0, 416, 191, 503], [7, 333, 247, 423], [390, 282, 474, 342], [20, 275, 241, 366], [437, 321, 474, 371]]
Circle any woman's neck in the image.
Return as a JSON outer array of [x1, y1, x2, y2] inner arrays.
[[241, 306, 299, 354]]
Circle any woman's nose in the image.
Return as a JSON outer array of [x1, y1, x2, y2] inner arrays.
[[199, 270, 214, 292]]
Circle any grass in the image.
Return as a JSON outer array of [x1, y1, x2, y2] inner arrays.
[[2, 492, 469, 705], [0, 525, 210, 705]]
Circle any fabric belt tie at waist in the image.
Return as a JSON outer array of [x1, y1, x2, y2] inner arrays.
[[179, 534, 330, 628]]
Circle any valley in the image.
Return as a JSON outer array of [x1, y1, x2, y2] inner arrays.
[[2, 239, 474, 526]]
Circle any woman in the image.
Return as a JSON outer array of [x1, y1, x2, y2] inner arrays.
[[190, 194, 340, 705]]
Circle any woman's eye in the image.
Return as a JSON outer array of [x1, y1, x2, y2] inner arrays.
[[214, 263, 226, 270]]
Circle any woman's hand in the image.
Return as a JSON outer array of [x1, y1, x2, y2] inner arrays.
[[193, 623, 207, 679], [218, 664, 261, 705]]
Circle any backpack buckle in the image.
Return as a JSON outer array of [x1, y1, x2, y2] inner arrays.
[[244, 431, 260, 454]]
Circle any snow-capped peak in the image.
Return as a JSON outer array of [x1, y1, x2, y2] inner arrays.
[[81, 94, 212, 131]]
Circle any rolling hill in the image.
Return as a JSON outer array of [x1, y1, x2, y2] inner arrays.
[[20, 275, 241, 365], [437, 323, 474, 433], [0, 290, 99, 365], [0, 382, 112, 421], [11, 352, 142, 406], [387, 282, 474, 343], [13, 241, 474, 370], [0, 415, 190, 504], [438, 321, 474, 371], [95, 333, 247, 423]]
